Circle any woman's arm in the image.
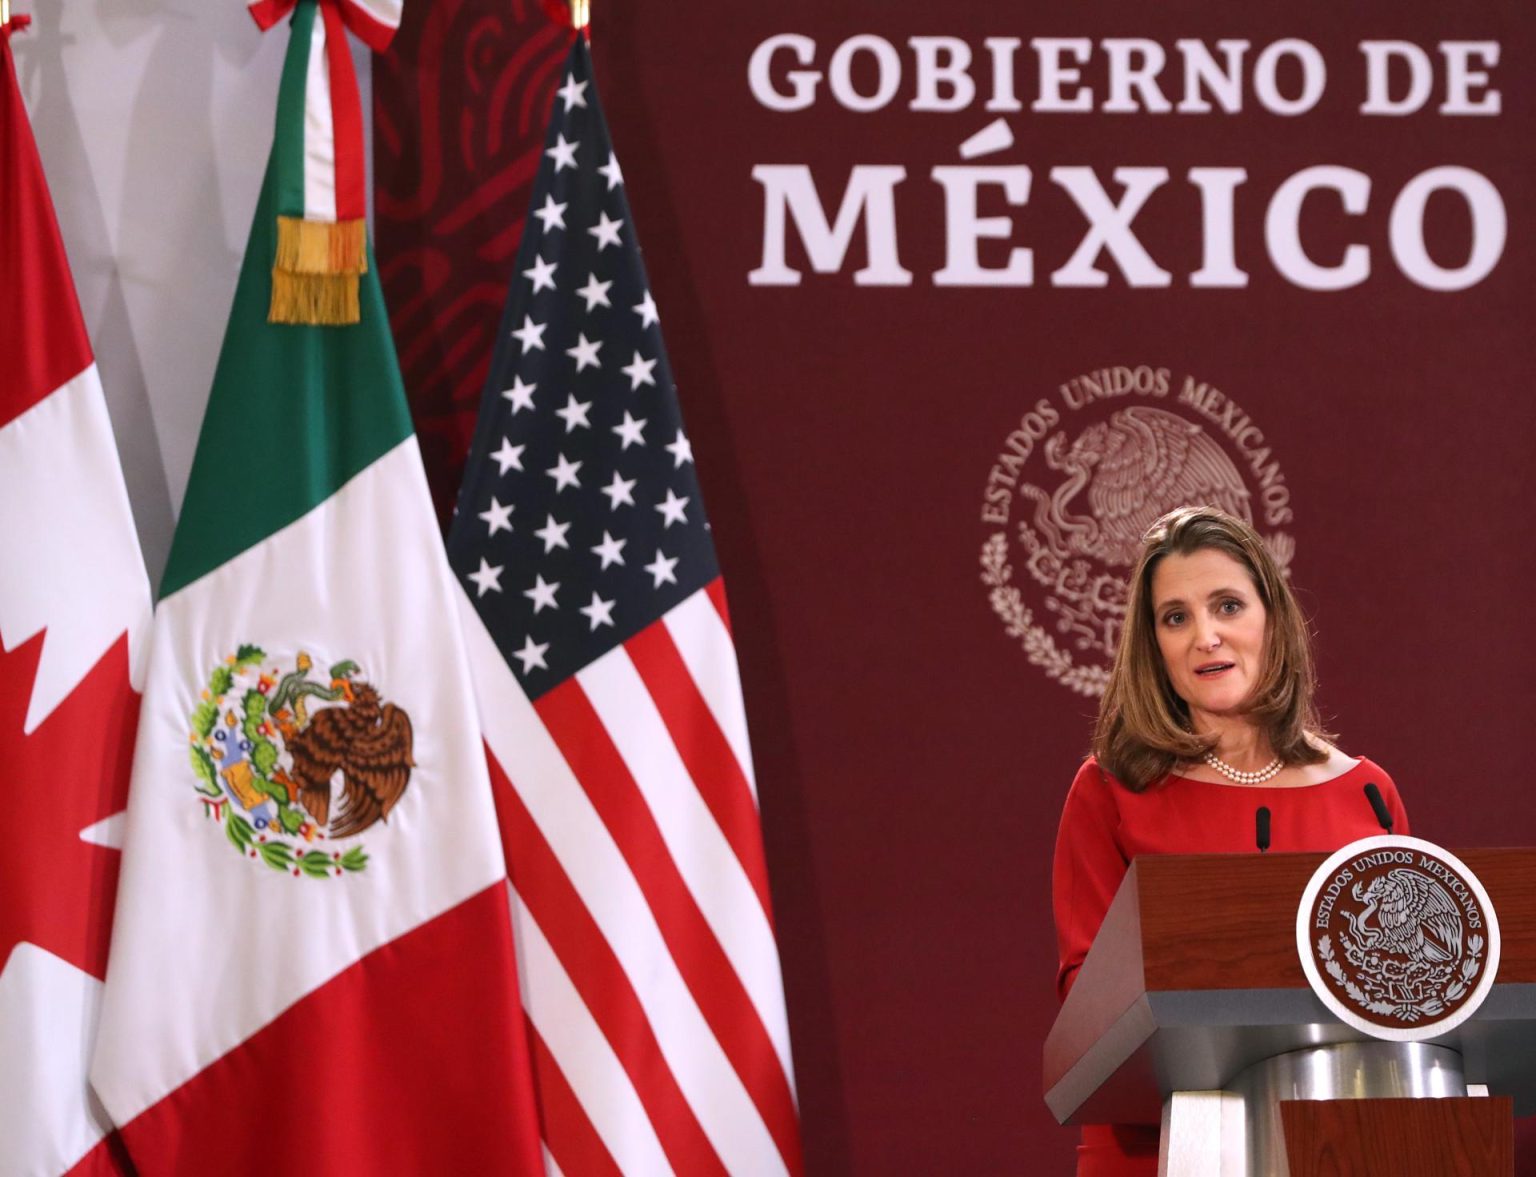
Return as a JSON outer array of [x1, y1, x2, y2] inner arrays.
[[1052, 760, 1131, 1001]]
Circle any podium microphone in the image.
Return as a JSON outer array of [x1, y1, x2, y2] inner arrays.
[[1255, 806, 1271, 853], [1363, 782, 1394, 834]]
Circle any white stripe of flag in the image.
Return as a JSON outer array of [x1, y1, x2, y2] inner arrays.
[[511, 888, 672, 1175], [460, 587, 796, 1175]]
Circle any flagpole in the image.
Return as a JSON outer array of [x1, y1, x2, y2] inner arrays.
[[1, 0, 11, 32]]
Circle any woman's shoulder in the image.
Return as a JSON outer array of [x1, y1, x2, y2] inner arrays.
[[1072, 756, 1117, 789], [1069, 756, 1151, 801], [1300, 746, 1401, 796]]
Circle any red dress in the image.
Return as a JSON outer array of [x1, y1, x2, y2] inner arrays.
[[1051, 756, 1410, 1177]]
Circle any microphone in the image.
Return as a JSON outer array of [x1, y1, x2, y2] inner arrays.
[[1363, 782, 1394, 834], [1255, 806, 1271, 853]]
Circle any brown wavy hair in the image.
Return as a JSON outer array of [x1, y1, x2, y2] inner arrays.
[[1093, 505, 1330, 791]]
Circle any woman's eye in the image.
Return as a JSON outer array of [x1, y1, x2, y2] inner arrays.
[[1163, 611, 1185, 626], [1220, 599, 1242, 615]]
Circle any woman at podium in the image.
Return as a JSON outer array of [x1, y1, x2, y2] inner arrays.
[[1051, 505, 1409, 1176]]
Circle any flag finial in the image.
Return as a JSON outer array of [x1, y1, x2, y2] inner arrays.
[[569, 0, 589, 31]]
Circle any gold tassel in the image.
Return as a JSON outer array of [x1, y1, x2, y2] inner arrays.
[[275, 216, 368, 275], [269, 269, 360, 326], [269, 217, 367, 325]]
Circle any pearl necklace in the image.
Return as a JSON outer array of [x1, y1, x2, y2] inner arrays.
[[1203, 751, 1283, 784]]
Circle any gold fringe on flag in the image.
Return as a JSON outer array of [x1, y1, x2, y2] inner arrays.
[[269, 269, 361, 326], [269, 216, 367, 325]]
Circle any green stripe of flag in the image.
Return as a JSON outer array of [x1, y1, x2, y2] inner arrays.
[[158, 157, 413, 600], [271, 0, 313, 220]]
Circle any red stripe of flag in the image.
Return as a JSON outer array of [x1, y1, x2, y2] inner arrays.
[[319, 1, 367, 222], [625, 622, 773, 920], [486, 749, 729, 1177], [526, 1020, 624, 1177], [535, 676, 802, 1173], [113, 884, 542, 1174], [705, 578, 733, 638], [0, 37, 94, 429], [62, 1133, 133, 1177]]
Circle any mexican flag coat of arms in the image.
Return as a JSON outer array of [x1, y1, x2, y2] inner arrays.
[[89, 2, 543, 1170]]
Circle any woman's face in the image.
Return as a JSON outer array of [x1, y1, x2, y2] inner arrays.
[[1150, 547, 1268, 725]]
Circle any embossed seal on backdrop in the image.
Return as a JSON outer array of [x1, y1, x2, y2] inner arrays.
[[188, 646, 416, 878], [1297, 836, 1501, 1040], [978, 366, 1296, 696]]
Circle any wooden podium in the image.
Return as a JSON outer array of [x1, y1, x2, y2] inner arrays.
[[1043, 851, 1536, 1175]]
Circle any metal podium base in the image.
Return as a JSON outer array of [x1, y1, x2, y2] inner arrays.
[[1160, 1041, 1467, 1176]]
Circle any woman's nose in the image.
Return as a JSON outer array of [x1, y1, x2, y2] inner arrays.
[[1195, 623, 1222, 652]]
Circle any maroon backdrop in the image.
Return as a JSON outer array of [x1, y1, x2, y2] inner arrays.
[[377, 3, 1536, 1171]]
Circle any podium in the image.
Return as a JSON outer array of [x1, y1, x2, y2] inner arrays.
[[1043, 851, 1536, 1175]]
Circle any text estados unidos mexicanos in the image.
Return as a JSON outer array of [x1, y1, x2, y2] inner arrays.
[[1313, 852, 1484, 929], [981, 369, 1296, 529], [745, 35, 1507, 291]]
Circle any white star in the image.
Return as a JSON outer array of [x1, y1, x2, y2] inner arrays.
[[554, 394, 592, 432], [588, 211, 624, 251], [591, 530, 628, 570], [634, 290, 659, 328], [532, 194, 567, 232], [467, 558, 504, 598], [612, 411, 647, 450], [524, 574, 560, 613], [490, 437, 525, 474], [576, 273, 612, 311], [513, 634, 550, 673], [665, 431, 694, 467], [645, 550, 679, 587], [565, 332, 602, 371], [598, 151, 624, 190], [478, 496, 514, 536], [580, 591, 616, 631], [511, 315, 546, 352], [534, 514, 571, 552], [546, 453, 583, 491], [523, 254, 558, 293], [501, 375, 537, 414], [622, 351, 657, 390], [655, 488, 690, 528], [546, 133, 579, 173], [556, 75, 589, 109], [600, 471, 637, 509]]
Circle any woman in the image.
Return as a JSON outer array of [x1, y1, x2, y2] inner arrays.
[[1051, 505, 1409, 1177]]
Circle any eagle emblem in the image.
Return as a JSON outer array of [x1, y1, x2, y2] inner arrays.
[[188, 646, 416, 877], [1299, 837, 1500, 1039]]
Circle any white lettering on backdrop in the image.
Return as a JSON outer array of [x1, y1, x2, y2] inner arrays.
[[745, 34, 1508, 291]]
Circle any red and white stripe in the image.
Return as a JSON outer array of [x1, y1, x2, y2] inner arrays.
[[248, 0, 378, 225], [461, 581, 802, 1176]]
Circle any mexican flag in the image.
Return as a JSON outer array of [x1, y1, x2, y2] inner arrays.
[[0, 17, 149, 1176], [89, 4, 543, 1170]]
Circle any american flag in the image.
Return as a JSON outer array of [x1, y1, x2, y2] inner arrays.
[[447, 36, 802, 1176]]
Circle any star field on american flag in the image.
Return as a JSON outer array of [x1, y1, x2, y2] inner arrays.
[[447, 46, 717, 697]]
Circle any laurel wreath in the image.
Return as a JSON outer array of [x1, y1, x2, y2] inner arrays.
[[224, 809, 368, 877], [980, 533, 1110, 697], [1317, 933, 1483, 1023], [191, 646, 369, 879]]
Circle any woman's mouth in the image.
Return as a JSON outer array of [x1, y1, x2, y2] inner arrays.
[[1195, 662, 1235, 677]]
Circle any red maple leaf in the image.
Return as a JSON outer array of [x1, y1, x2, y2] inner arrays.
[[0, 631, 140, 980]]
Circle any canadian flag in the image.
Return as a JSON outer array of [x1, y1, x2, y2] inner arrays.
[[0, 17, 151, 1176]]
